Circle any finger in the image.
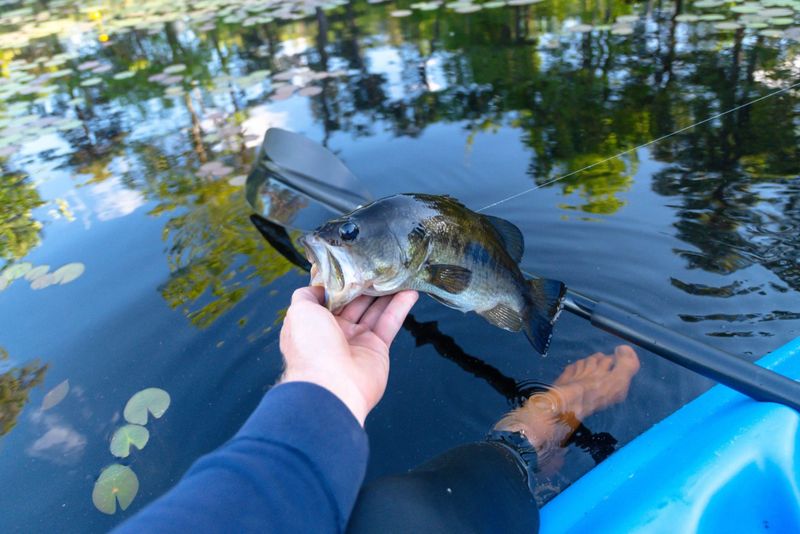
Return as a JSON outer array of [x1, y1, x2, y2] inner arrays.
[[373, 291, 418, 346], [291, 286, 325, 306], [358, 295, 392, 330], [338, 294, 377, 323]]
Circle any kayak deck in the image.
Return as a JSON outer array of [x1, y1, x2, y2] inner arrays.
[[541, 336, 800, 533]]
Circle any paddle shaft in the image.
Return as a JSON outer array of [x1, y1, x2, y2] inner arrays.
[[255, 128, 800, 411], [564, 290, 800, 412]]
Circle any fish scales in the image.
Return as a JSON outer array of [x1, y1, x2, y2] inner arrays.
[[300, 193, 566, 354]]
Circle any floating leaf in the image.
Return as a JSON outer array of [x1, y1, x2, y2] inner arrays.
[[92, 464, 139, 514], [0, 275, 9, 291], [611, 25, 634, 35], [3, 263, 32, 280], [390, 9, 413, 16], [124, 387, 171, 425], [769, 17, 794, 25], [80, 77, 102, 87], [52, 263, 85, 284], [698, 13, 726, 21], [25, 265, 49, 281], [110, 424, 150, 458], [112, 71, 135, 80], [41, 379, 69, 410], [714, 21, 742, 30], [163, 64, 186, 74], [31, 273, 57, 290]]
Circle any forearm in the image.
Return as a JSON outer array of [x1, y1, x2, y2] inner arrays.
[[114, 382, 369, 534]]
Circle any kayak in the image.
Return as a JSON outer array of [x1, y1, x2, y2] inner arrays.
[[541, 336, 800, 533]]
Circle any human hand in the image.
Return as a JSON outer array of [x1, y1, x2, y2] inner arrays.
[[279, 286, 419, 426]]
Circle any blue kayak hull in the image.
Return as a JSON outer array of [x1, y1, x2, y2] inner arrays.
[[541, 337, 800, 533]]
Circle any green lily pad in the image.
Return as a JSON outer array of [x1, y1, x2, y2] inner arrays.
[[759, 28, 786, 36], [113, 71, 136, 80], [92, 464, 139, 514], [52, 262, 85, 284], [25, 265, 49, 281], [41, 379, 69, 410], [163, 64, 187, 74], [769, 17, 794, 25], [698, 13, 726, 20], [675, 14, 700, 22], [124, 387, 171, 425], [714, 21, 742, 30], [0, 275, 9, 292], [110, 424, 150, 458], [30, 273, 57, 290], [730, 4, 761, 13], [3, 262, 32, 280], [80, 77, 103, 87]]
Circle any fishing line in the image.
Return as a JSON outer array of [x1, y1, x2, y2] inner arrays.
[[476, 79, 800, 213]]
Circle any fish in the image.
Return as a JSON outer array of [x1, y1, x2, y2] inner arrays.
[[299, 193, 566, 354]]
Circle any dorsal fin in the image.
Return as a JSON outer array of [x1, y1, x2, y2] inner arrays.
[[483, 215, 525, 263]]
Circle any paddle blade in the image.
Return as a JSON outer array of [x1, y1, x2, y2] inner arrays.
[[245, 128, 372, 230]]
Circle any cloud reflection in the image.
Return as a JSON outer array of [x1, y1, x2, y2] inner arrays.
[[90, 177, 145, 221]]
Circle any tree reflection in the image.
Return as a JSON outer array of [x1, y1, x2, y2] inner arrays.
[[0, 348, 48, 437], [3, 0, 800, 328], [0, 173, 44, 268]]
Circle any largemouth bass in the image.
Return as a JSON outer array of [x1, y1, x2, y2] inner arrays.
[[299, 193, 566, 354]]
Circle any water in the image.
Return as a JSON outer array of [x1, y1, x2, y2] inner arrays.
[[2, 0, 800, 530]]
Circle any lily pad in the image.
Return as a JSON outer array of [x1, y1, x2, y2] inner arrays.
[[390, 9, 412, 16], [112, 71, 136, 80], [41, 379, 69, 410], [163, 64, 186, 74], [110, 424, 150, 458], [92, 464, 139, 514], [31, 273, 57, 290], [80, 77, 103, 87], [124, 387, 171, 425], [25, 265, 49, 281], [714, 21, 742, 30], [3, 262, 32, 279], [0, 275, 9, 291], [52, 263, 85, 284]]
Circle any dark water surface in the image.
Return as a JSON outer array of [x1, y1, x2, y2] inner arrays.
[[2, 0, 800, 530]]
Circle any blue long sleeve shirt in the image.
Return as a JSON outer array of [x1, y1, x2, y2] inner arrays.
[[114, 382, 369, 533]]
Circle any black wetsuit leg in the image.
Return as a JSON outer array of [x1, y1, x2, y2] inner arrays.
[[347, 441, 539, 534]]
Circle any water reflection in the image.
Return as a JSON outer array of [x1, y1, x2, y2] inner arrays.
[[2, 0, 800, 529], [0, 349, 47, 437]]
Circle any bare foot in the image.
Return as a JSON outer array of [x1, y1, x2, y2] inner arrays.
[[495, 345, 640, 471]]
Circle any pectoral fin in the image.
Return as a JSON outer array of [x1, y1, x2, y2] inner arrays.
[[479, 304, 524, 332], [426, 264, 472, 294]]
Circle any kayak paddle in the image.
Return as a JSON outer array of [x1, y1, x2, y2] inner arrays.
[[245, 128, 800, 413]]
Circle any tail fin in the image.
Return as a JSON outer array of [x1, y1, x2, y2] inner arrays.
[[524, 278, 567, 355]]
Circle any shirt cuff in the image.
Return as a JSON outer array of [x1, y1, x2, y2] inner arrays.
[[235, 381, 369, 520]]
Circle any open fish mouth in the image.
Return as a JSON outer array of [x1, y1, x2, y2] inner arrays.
[[300, 235, 342, 291], [299, 234, 362, 311]]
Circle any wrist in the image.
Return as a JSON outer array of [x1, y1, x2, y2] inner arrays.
[[280, 368, 369, 427]]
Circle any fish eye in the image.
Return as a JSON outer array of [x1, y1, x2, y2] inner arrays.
[[339, 221, 359, 241]]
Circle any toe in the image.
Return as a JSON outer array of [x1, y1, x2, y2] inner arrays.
[[613, 345, 641, 375]]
